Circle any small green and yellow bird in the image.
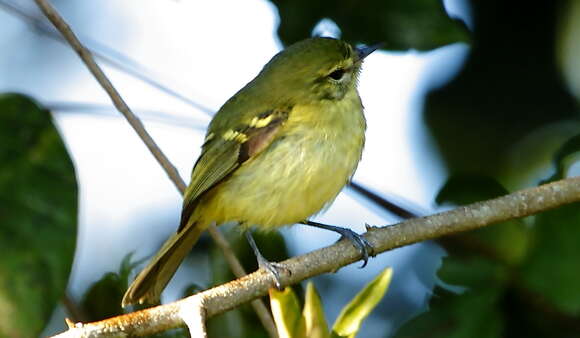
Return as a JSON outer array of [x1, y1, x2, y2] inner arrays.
[[122, 37, 379, 307]]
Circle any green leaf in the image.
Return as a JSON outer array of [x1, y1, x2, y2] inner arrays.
[[270, 0, 469, 50], [437, 256, 509, 290], [395, 287, 503, 338], [270, 287, 303, 338], [396, 256, 505, 338], [545, 133, 580, 182], [424, 1, 578, 179], [81, 254, 141, 321], [81, 272, 125, 321], [297, 282, 329, 338], [520, 203, 580, 315], [436, 175, 509, 206], [436, 175, 530, 265], [331, 268, 393, 338], [0, 93, 77, 336]]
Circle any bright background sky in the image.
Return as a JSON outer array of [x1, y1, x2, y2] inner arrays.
[[0, 0, 470, 335]]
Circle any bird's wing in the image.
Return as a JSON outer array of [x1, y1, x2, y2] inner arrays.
[[178, 108, 289, 231]]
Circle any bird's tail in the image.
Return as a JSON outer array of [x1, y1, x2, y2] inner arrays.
[[122, 222, 205, 307]]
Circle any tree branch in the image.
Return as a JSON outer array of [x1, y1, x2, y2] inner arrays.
[[52, 176, 580, 337], [32, 0, 277, 336]]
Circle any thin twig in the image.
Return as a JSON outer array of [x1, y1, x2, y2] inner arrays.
[[0, 0, 215, 115], [348, 181, 420, 219], [34, 0, 182, 188], [47, 101, 208, 130], [52, 176, 580, 337], [32, 0, 277, 337]]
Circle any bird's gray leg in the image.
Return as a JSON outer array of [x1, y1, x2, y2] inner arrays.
[[302, 220, 375, 268], [245, 231, 288, 289]]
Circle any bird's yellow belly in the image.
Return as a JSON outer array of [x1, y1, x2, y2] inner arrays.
[[195, 124, 364, 229]]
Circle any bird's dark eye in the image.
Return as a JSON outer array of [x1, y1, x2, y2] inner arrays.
[[328, 68, 345, 81]]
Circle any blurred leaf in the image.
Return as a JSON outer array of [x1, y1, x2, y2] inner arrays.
[[545, 133, 580, 182], [81, 274, 124, 321], [298, 282, 329, 338], [399, 246, 580, 338], [81, 253, 141, 321], [521, 131, 580, 317], [436, 175, 530, 265], [270, 0, 469, 50], [424, 1, 578, 178], [331, 268, 393, 338], [395, 286, 503, 338], [437, 256, 509, 290], [396, 254, 505, 338], [270, 287, 303, 338], [520, 203, 580, 315], [0, 93, 77, 337], [399, 168, 580, 337], [436, 175, 509, 206], [557, 0, 580, 101]]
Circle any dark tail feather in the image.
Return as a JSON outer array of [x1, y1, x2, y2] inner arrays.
[[122, 222, 205, 307]]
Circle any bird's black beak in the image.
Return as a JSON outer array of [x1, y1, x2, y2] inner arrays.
[[355, 42, 384, 62]]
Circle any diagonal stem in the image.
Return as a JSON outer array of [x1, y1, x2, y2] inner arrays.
[[32, 0, 277, 336]]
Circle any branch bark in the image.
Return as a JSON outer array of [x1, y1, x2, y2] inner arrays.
[[52, 176, 580, 337], [32, 0, 277, 336]]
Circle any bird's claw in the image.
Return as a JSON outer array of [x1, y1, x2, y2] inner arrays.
[[338, 228, 375, 268], [303, 221, 375, 268], [257, 257, 289, 290]]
